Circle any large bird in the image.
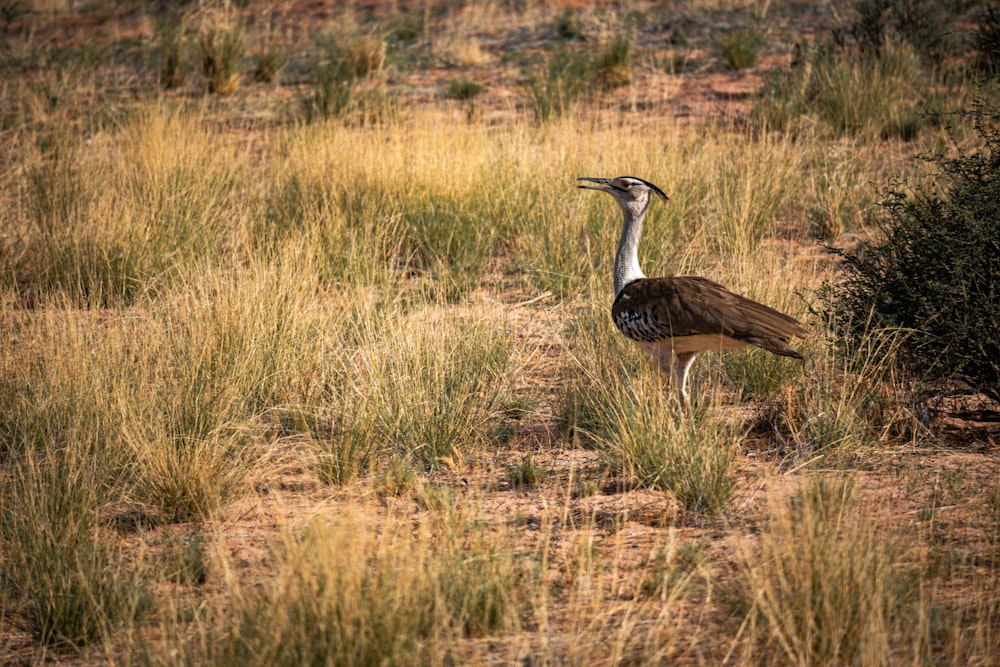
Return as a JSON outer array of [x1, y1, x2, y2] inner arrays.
[[578, 175, 807, 405]]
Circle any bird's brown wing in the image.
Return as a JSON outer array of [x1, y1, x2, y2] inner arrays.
[[611, 276, 808, 357]]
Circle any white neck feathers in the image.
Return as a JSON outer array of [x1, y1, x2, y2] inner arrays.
[[613, 198, 648, 296]]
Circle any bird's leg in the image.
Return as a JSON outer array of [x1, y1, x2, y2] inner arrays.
[[653, 349, 698, 410], [671, 352, 698, 410]]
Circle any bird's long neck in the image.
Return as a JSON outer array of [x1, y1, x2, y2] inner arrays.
[[613, 199, 647, 296]]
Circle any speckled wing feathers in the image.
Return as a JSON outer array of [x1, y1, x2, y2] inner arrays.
[[611, 277, 807, 357]]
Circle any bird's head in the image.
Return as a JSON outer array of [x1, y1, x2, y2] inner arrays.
[[577, 176, 669, 209]]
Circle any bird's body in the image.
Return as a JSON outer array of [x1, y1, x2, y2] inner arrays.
[[578, 175, 807, 404]]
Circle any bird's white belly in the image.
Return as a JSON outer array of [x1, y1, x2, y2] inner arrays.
[[634, 334, 749, 358]]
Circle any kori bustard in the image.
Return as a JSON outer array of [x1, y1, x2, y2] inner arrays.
[[578, 175, 807, 405]]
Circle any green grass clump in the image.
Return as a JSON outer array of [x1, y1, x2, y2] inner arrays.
[[253, 43, 287, 83], [399, 186, 507, 299], [641, 541, 711, 601], [599, 387, 738, 514], [160, 533, 209, 586], [372, 454, 421, 499], [17, 148, 139, 306], [302, 32, 394, 123], [126, 265, 322, 522], [447, 76, 484, 100], [739, 476, 915, 665], [721, 346, 805, 400], [0, 260, 323, 524], [325, 32, 387, 80], [268, 170, 506, 300], [521, 33, 635, 121], [363, 313, 508, 465], [197, 10, 244, 95], [388, 11, 425, 43], [755, 41, 925, 139], [506, 454, 549, 489], [714, 28, 766, 71], [176, 509, 523, 665], [312, 311, 509, 483], [4, 111, 250, 307], [770, 322, 912, 465], [303, 67, 354, 120], [1, 449, 150, 648], [521, 47, 590, 123], [559, 294, 652, 438], [155, 12, 187, 90], [594, 33, 635, 90], [0, 310, 127, 469], [212, 518, 445, 665], [702, 133, 801, 252]]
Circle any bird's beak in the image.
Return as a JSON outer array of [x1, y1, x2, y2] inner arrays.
[[577, 176, 613, 193]]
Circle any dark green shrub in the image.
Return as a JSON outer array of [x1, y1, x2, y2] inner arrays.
[[819, 106, 1000, 402], [851, 0, 958, 63], [973, 3, 1000, 74]]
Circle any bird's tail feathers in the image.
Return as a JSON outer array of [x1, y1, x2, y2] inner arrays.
[[747, 337, 803, 359]]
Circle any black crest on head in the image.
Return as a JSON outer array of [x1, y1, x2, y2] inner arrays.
[[620, 176, 669, 202]]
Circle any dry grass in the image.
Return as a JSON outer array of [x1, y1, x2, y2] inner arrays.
[[0, 1, 997, 664], [149, 505, 525, 665], [735, 475, 915, 666]]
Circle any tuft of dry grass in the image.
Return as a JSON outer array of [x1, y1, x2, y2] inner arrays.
[[197, 8, 244, 95], [714, 28, 767, 70], [735, 475, 918, 666], [0, 442, 150, 649], [5, 109, 251, 306], [773, 321, 918, 466], [147, 505, 526, 665], [755, 39, 935, 140], [0, 259, 326, 524], [310, 307, 510, 482]]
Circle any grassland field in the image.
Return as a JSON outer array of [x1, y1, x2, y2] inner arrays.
[[0, 0, 999, 664]]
